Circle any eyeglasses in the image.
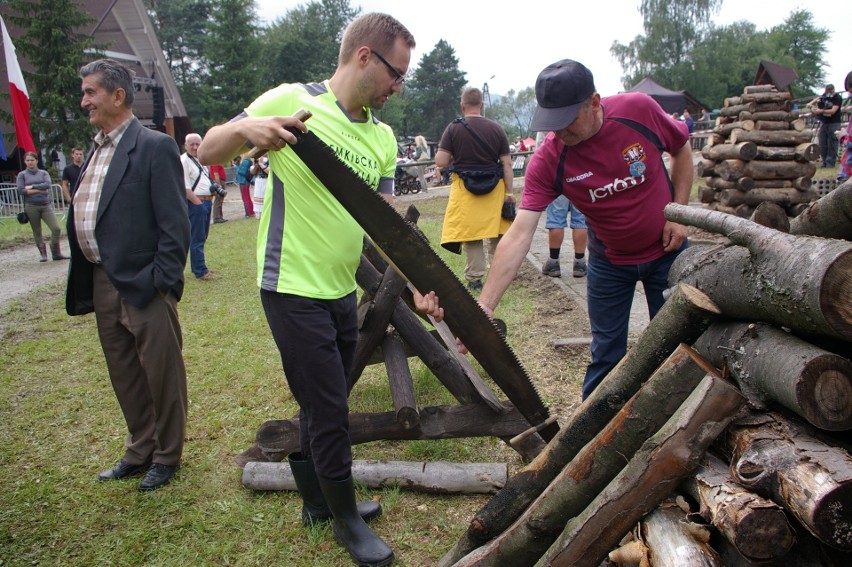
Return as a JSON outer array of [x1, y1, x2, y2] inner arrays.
[[371, 49, 406, 85]]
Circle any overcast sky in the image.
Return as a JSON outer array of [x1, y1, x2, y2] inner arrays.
[[253, 0, 844, 104]]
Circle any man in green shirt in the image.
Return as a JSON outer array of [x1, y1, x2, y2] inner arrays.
[[199, 13, 441, 566]]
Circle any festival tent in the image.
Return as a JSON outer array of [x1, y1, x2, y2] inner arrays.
[[626, 77, 706, 116]]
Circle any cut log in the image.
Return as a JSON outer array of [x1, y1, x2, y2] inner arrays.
[[243, 460, 507, 494], [716, 158, 817, 181], [254, 402, 535, 459], [383, 331, 420, 429], [702, 142, 758, 161], [447, 345, 717, 567], [534, 374, 745, 567], [725, 96, 743, 107], [720, 411, 852, 549], [750, 201, 790, 232], [438, 285, 721, 565], [739, 110, 802, 122], [730, 128, 814, 146], [713, 120, 755, 137], [694, 321, 852, 431], [639, 499, 722, 566], [754, 143, 819, 162], [719, 187, 816, 207], [682, 453, 795, 561], [696, 158, 717, 177], [789, 179, 852, 240], [755, 120, 793, 131], [721, 103, 756, 117], [742, 91, 792, 104], [698, 185, 717, 204], [751, 177, 812, 190], [744, 85, 776, 94], [665, 203, 852, 341], [755, 101, 790, 112], [705, 176, 754, 191]]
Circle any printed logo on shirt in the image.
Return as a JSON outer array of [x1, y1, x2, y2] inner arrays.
[[328, 143, 381, 187], [588, 174, 646, 203], [622, 143, 647, 177]]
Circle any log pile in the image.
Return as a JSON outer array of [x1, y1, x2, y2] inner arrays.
[[438, 194, 851, 566], [697, 84, 820, 219]]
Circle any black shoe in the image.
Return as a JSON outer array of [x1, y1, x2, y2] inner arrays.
[[467, 280, 483, 291], [289, 453, 382, 526], [138, 463, 178, 491], [97, 459, 151, 481]]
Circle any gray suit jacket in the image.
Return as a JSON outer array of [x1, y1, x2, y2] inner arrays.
[[66, 118, 190, 315]]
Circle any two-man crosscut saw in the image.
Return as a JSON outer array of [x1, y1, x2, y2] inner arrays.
[[282, 125, 558, 442]]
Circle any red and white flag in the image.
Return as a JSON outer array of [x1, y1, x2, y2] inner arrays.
[[1, 15, 35, 153]]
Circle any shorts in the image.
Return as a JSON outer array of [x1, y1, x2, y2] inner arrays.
[[545, 194, 587, 230]]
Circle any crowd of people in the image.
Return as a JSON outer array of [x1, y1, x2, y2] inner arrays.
[[13, 9, 850, 565]]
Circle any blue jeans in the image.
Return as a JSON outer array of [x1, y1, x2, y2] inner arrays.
[[583, 243, 687, 399], [188, 200, 212, 277]]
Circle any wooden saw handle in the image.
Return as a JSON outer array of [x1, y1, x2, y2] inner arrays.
[[245, 108, 312, 160]]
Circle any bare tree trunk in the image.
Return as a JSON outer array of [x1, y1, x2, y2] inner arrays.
[[665, 203, 852, 342], [702, 142, 758, 161], [449, 345, 716, 567], [682, 453, 795, 561], [243, 460, 508, 494], [755, 143, 819, 162], [535, 375, 744, 567], [694, 322, 852, 431], [789, 179, 852, 240], [720, 411, 852, 550], [439, 287, 721, 565], [730, 129, 814, 146], [718, 187, 816, 207], [716, 158, 817, 181]]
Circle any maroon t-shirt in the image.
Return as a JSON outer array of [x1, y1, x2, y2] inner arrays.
[[522, 93, 688, 265]]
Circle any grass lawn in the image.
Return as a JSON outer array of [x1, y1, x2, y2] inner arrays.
[[0, 196, 552, 566]]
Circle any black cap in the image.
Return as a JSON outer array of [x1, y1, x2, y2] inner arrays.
[[530, 59, 596, 132]]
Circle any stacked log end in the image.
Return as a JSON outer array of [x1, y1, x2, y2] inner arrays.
[[699, 84, 820, 218]]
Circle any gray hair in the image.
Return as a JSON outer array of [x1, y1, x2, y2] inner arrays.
[[80, 58, 135, 107]]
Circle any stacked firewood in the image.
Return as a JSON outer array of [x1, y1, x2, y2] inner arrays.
[[438, 185, 852, 567], [697, 84, 821, 218]]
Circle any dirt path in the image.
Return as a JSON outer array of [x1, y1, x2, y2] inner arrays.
[[0, 236, 71, 311]]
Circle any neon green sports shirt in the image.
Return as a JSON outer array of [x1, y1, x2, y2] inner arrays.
[[245, 81, 397, 299]]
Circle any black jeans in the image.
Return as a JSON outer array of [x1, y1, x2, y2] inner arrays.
[[260, 289, 358, 480]]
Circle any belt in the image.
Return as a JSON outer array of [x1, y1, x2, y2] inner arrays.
[[197, 195, 214, 201]]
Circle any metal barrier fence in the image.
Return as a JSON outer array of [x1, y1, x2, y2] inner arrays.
[[0, 183, 67, 221]]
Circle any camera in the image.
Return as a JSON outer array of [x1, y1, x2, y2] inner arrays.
[[209, 183, 227, 197], [816, 96, 834, 110]]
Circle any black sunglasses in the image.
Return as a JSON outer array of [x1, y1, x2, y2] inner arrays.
[[372, 49, 406, 85]]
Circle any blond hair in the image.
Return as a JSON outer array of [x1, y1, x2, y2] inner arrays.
[[338, 13, 415, 65]]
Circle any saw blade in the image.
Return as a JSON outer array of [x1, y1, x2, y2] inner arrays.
[[287, 129, 557, 441]]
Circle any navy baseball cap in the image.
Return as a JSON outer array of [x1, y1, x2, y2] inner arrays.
[[530, 59, 596, 132]]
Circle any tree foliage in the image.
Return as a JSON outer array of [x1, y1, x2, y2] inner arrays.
[[3, 0, 100, 156], [260, 0, 357, 87], [396, 39, 467, 141], [611, 1, 831, 109], [487, 87, 537, 139], [198, 0, 262, 131], [145, 0, 211, 87]]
